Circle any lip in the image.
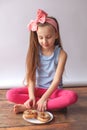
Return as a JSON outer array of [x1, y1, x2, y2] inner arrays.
[[43, 44, 49, 47]]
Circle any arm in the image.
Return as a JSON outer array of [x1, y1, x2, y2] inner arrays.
[[41, 49, 67, 100], [24, 80, 36, 108], [36, 49, 67, 111], [28, 81, 35, 99]]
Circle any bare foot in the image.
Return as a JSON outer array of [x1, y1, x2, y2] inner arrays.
[[14, 104, 27, 114]]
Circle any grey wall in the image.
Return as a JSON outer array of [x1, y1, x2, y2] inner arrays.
[[0, 0, 87, 88]]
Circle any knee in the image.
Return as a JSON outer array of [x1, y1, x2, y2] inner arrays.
[[68, 91, 78, 104], [6, 89, 12, 100], [6, 89, 16, 102]]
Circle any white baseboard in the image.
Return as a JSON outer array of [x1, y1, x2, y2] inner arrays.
[[0, 83, 87, 89]]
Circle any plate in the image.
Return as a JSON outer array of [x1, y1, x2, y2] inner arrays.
[[23, 111, 53, 124]]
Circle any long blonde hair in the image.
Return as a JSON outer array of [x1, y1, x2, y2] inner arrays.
[[26, 17, 63, 86]]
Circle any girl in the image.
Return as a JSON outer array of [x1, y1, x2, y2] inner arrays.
[[6, 9, 78, 113]]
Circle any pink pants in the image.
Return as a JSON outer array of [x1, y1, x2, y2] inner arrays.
[[6, 87, 78, 110]]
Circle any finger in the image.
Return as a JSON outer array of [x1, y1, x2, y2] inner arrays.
[[44, 103, 47, 111], [44, 105, 47, 111], [33, 100, 36, 108], [24, 103, 28, 108], [37, 105, 40, 111], [24, 100, 31, 109], [41, 104, 44, 111], [40, 105, 44, 112], [25, 103, 31, 109], [42, 104, 46, 112], [42, 103, 47, 111], [28, 100, 32, 108], [37, 105, 42, 112]]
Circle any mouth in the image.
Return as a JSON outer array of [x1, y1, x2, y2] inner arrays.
[[43, 44, 49, 47]]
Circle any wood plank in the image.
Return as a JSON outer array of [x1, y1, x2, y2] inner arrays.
[[0, 123, 70, 130], [0, 87, 87, 130]]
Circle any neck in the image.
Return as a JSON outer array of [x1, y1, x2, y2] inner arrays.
[[41, 46, 55, 56]]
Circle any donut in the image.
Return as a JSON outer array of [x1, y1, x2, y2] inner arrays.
[[23, 109, 37, 119], [37, 112, 51, 122]]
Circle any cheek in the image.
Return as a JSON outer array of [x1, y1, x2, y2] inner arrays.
[[38, 39, 42, 44], [50, 38, 56, 43], [38, 39, 42, 45]]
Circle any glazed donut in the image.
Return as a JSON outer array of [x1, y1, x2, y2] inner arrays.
[[37, 112, 51, 122], [23, 109, 37, 119]]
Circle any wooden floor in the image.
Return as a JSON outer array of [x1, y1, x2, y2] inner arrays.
[[0, 87, 87, 130]]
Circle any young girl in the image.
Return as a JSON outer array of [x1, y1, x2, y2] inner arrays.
[[6, 9, 78, 113]]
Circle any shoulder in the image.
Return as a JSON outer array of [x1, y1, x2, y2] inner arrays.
[[58, 49, 67, 66], [54, 46, 67, 64], [59, 49, 67, 59]]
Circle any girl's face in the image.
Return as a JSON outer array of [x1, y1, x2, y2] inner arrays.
[[37, 25, 58, 51]]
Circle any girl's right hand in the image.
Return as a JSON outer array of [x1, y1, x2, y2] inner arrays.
[[24, 97, 36, 109]]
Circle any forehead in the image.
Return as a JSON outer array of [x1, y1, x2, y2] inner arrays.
[[37, 25, 55, 35]]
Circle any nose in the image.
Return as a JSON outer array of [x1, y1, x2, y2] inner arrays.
[[43, 38, 47, 44]]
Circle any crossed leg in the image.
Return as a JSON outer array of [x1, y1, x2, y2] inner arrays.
[[6, 87, 78, 113]]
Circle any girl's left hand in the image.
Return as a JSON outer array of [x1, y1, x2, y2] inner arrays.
[[36, 98, 48, 112]]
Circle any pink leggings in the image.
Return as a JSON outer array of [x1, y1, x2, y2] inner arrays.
[[6, 87, 78, 110]]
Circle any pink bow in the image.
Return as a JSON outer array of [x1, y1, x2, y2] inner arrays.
[[27, 9, 48, 31]]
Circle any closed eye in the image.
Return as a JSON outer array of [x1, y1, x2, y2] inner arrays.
[[46, 35, 52, 39]]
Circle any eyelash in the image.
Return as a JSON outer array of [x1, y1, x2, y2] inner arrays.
[[39, 36, 51, 39]]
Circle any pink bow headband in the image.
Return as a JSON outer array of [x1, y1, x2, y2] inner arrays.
[[27, 9, 58, 31]]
